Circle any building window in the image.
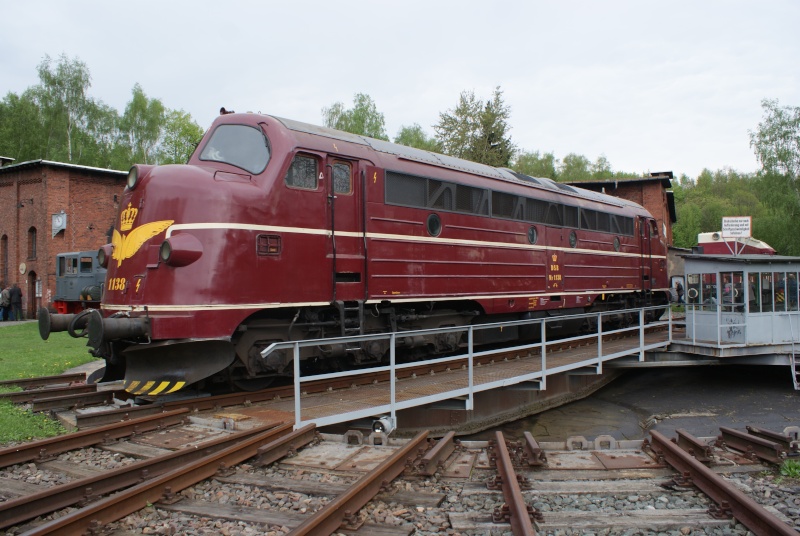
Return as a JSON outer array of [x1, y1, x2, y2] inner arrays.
[[28, 227, 37, 260], [0, 235, 7, 285]]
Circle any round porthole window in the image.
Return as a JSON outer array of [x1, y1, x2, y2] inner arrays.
[[569, 231, 578, 248], [528, 226, 538, 245], [427, 213, 442, 237], [613, 236, 621, 252]]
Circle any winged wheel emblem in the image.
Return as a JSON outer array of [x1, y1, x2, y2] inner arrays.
[[111, 221, 174, 267]]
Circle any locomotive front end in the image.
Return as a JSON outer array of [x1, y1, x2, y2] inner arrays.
[[83, 119, 272, 395]]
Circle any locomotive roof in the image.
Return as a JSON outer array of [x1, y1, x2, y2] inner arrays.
[[271, 115, 644, 213]]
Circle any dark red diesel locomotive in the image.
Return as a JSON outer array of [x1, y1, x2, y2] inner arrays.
[[40, 110, 670, 395]]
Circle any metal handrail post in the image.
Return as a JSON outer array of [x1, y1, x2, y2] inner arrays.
[[540, 319, 547, 390], [467, 327, 474, 410], [390, 333, 397, 427], [293, 342, 302, 429], [668, 305, 673, 344], [597, 312, 603, 374], [639, 308, 645, 361]]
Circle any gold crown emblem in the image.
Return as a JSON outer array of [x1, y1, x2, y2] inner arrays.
[[120, 203, 138, 232]]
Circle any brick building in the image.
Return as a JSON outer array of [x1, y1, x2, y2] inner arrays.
[[567, 172, 677, 246], [0, 159, 126, 318]]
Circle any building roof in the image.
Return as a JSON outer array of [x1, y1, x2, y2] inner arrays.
[[0, 159, 126, 176], [565, 172, 674, 190], [682, 254, 800, 265]]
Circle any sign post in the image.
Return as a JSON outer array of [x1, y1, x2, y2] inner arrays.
[[721, 217, 752, 256]]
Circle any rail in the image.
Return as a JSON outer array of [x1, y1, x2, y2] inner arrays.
[[261, 305, 672, 430]]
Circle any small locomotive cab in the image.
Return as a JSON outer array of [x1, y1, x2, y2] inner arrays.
[[40, 110, 670, 396], [52, 251, 106, 314]]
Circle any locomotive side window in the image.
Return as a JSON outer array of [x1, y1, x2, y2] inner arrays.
[[563, 206, 578, 228], [386, 172, 426, 206], [492, 191, 517, 218], [580, 209, 597, 231], [456, 184, 489, 215], [199, 124, 270, 174], [285, 154, 319, 190], [429, 180, 454, 210], [545, 203, 563, 226], [333, 162, 352, 194], [384, 169, 634, 238], [526, 199, 547, 223]]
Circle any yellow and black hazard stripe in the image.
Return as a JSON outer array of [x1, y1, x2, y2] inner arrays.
[[124, 380, 187, 395]]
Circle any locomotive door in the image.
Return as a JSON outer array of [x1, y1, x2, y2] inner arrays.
[[639, 217, 654, 292], [328, 157, 366, 302]]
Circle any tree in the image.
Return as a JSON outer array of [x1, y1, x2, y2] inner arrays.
[[435, 87, 515, 167], [120, 83, 166, 165], [321, 93, 388, 140], [158, 109, 204, 164], [0, 90, 44, 162], [33, 54, 93, 163], [465, 87, 515, 167], [434, 90, 481, 160], [749, 99, 800, 179], [512, 150, 558, 179], [591, 155, 613, 180], [558, 153, 592, 182], [394, 123, 441, 152]]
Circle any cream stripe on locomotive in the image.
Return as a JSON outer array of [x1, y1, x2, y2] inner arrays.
[[165, 222, 667, 260], [102, 287, 671, 313]]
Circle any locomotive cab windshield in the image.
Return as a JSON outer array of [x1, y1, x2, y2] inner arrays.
[[199, 124, 270, 174]]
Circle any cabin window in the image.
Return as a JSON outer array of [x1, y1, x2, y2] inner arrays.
[[720, 271, 744, 313], [80, 257, 93, 273], [333, 162, 352, 194], [199, 124, 270, 174], [285, 154, 319, 190]]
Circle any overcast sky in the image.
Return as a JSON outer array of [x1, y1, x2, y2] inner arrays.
[[2, 1, 798, 179]]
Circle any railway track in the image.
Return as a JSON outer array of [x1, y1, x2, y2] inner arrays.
[[1, 412, 797, 535]]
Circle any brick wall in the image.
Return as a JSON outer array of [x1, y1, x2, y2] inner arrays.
[[0, 162, 125, 318]]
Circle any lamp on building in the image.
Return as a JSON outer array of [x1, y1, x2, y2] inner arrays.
[[18, 198, 33, 208]]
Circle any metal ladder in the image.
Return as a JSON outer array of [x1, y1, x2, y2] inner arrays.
[[336, 301, 364, 352]]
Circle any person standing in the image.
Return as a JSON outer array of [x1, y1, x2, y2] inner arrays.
[[9, 283, 22, 321], [0, 284, 9, 321]]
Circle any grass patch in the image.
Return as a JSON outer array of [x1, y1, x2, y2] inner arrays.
[[0, 322, 100, 444], [780, 459, 800, 479]]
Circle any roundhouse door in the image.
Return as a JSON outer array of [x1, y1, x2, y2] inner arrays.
[[328, 158, 365, 302]]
